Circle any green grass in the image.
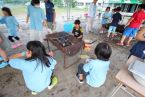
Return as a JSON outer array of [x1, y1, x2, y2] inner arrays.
[[0, 5, 86, 16]]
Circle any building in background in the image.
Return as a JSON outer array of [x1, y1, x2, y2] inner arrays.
[[76, 0, 142, 13], [109, 0, 142, 13]]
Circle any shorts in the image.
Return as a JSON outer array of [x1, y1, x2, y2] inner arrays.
[[123, 27, 138, 37], [108, 26, 117, 33]]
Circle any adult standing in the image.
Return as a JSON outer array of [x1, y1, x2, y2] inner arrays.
[[44, 0, 56, 30], [86, 0, 98, 34]]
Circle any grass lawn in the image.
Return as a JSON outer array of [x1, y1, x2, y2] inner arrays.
[[0, 5, 87, 16]]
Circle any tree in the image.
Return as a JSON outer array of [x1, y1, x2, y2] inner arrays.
[[139, 0, 145, 3]]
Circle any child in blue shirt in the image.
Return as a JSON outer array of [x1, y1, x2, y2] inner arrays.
[[100, 7, 112, 33], [9, 41, 57, 95], [26, 0, 47, 42], [0, 7, 21, 48], [76, 42, 112, 88]]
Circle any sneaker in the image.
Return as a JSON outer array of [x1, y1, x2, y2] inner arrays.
[[76, 74, 84, 84], [8, 36, 15, 42], [31, 91, 37, 95], [14, 36, 20, 40], [48, 76, 58, 90], [48, 85, 55, 90]]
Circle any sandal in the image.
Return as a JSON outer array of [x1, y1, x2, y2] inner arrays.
[[116, 42, 124, 46], [124, 43, 130, 47]]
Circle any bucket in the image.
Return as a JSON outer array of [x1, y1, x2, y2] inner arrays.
[[63, 22, 74, 33]]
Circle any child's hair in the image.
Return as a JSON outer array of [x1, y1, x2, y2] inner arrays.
[[26, 41, 52, 69], [106, 7, 110, 11], [74, 20, 81, 25], [116, 7, 121, 12], [113, 8, 116, 12], [139, 4, 145, 10], [1, 7, 12, 16], [31, 0, 40, 6], [95, 42, 112, 61]]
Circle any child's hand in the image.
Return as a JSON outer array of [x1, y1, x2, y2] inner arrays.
[[48, 51, 54, 57], [86, 58, 93, 63]]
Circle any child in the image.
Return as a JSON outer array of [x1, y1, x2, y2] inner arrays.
[[9, 41, 57, 95], [72, 20, 83, 39], [107, 7, 122, 39], [117, 4, 145, 46], [0, 7, 21, 48], [26, 0, 47, 42], [100, 7, 112, 33], [76, 42, 112, 88]]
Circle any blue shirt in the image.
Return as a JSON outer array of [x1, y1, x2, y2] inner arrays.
[[9, 58, 57, 92], [27, 5, 46, 31], [0, 16, 19, 35], [101, 12, 112, 24], [45, 2, 54, 22], [83, 59, 110, 88]]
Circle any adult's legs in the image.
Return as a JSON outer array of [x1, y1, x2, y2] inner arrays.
[[48, 22, 53, 30], [86, 17, 93, 34], [127, 37, 133, 45]]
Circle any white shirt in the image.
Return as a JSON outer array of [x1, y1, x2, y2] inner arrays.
[[88, 3, 97, 18]]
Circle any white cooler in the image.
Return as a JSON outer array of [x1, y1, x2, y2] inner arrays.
[[128, 60, 145, 87]]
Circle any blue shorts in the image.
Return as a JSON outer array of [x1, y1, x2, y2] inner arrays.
[[108, 26, 117, 33], [123, 27, 138, 37]]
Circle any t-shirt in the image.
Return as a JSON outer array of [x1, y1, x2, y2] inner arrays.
[[130, 41, 145, 59], [72, 27, 83, 38], [83, 59, 110, 88], [9, 57, 57, 92], [27, 5, 46, 31], [0, 16, 19, 36], [101, 12, 112, 24], [110, 12, 122, 27], [45, 2, 55, 22], [88, 3, 97, 18], [129, 10, 145, 28]]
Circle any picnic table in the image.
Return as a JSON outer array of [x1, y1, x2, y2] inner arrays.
[[45, 32, 84, 69]]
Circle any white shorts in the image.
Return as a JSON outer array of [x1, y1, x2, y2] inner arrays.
[[29, 30, 44, 42]]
